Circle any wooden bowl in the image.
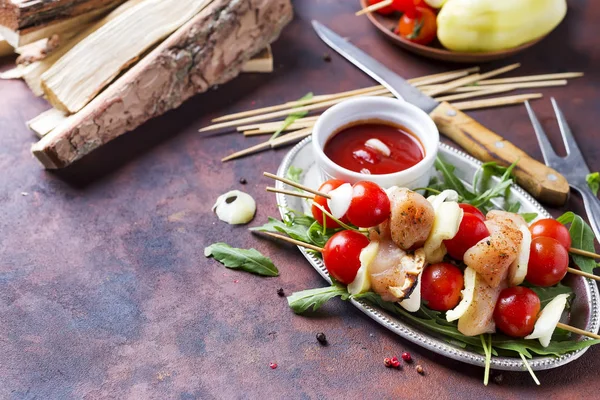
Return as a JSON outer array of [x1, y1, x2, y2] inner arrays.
[[360, 0, 545, 63]]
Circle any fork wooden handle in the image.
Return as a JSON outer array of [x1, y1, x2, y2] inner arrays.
[[429, 102, 570, 206]]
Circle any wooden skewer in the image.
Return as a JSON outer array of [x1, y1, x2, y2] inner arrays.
[[244, 119, 317, 136], [569, 247, 600, 259], [425, 63, 521, 97], [477, 72, 583, 85], [201, 90, 389, 133], [452, 93, 543, 111], [556, 322, 600, 340], [434, 87, 515, 103], [266, 186, 314, 199], [221, 127, 313, 162], [213, 86, 384, 123], [257, 231, 324, 252], [215, 68, 481, 124], [356, 0, 393, 16], [567, 267, 600, 282], [263, 171, 331, 199], [421, 79, 569, 94], [238, 116, 320, 131]]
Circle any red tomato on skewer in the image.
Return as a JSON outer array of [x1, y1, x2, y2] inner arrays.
[[345, 181, 391, 228], [444, 213, 490, 261], [526, 237, 569, 287], [322, 230, 370, 285], [458, 203, 485, 222], [529, 218, 572, 250], [311, 179, 348, 229], [494, 287, 541, 337], [421, 263, 464, 311]]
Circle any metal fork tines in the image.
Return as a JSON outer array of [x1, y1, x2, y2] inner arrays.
[[525, 98, 600, 241]]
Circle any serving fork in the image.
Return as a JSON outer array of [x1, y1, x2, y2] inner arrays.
[[525, 98, 600, 241]]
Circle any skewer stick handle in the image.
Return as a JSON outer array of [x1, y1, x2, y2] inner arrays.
[[257, 231, 324, 252], [569, 247, 600, 260], [263, 172, 331, 199], [266, 187, 315, 199], [556, 322, 600, 340], [355, 0, 393, 16], [567, 267, 600, 282]]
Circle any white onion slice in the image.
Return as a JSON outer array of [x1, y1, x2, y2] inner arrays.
[[212, 190, 256, 225], [327, 183, 353, 219], [427, 189, 459, 210], [365, 138, 391, 157], [525, 294, 570, 347], [446, 267, 476, 322], [400, 269, 422, 312], [423, 201, 463, 263], [348, 241, 379, 295], [508, 225, 531, 286]]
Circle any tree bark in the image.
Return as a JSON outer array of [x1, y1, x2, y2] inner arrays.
[[0, 0, 125, 30], [32, 0, 293, 169]]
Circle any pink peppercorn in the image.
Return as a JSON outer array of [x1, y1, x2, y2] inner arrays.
[[401, 352, 412, 362]]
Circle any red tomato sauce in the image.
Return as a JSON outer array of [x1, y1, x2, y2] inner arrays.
[[323, 121, 424, 175]]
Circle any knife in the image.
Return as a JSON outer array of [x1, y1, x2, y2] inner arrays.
[[312, 20, 569, 206]]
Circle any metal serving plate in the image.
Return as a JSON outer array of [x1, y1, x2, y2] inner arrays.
[[275, 137, 600, 371]]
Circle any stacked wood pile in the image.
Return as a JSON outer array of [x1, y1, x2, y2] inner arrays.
[[0, 0, 293, 168]]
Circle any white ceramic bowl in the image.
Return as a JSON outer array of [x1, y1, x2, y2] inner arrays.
[[312, 96, 439, 189]]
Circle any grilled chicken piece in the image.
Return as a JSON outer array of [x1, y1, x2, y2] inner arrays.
[[369, 226, 427, 302], [384, 187, 435, 251], [458, 274, 505, 336], [463, 218, 522, 288], [487, 210, 527, 228]]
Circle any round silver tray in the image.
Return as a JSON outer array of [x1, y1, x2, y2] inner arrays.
[[275, 137, 600, 371]]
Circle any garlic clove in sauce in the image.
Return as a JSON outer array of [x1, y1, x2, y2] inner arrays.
[[365, 138, 391, 157], [213, 190, 256, 225]]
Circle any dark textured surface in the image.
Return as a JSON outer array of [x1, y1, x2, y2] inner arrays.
[[1, 0, 600, 398]]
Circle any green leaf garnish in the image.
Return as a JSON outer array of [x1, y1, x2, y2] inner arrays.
[[204, 243, 278, 277], [287, 284, 349, 313], [556, 212, 597, 273], [520, 212, 538, 223], [270, 93, 313, 141], [586, 172, 600, 196], [286, 166, 303, 185], [520, 352, 540, 385], [250, 216, 312, 244]]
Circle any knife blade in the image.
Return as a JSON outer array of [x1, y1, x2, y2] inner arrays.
[[311, 20, 570, 206]]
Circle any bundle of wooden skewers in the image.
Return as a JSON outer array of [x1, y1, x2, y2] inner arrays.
[[0, 0, 292, 169], [200, 64, 583, 162]]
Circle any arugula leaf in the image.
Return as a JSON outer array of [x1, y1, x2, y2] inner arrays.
[[586, 172, 600, 196], [434, 157, 474, 201], [492, 336, 600, 358], [353, 292, 485, 348], [520, 213, 538, 223], [270, 93, 313, 140], [286, 166, 303, 185], [307, 220, 340, 248], [250, 217, 312, 244], [287, 284, 349, 313], [205, 243, 278, 276], [523, 282, 574, 307], [556, 212, 597, 273], [470, 161, 516, 208]]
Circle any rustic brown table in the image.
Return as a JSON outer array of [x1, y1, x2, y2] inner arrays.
[[1, 1, 599, 398]]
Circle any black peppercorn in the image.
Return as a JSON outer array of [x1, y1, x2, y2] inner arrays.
[[239, 178, 247, 184], [277, 288, 285, 297], [316, 332, 327, 345]]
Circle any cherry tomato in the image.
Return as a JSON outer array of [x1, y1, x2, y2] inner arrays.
[[396, 7, 437, 46], [322, 230, 370, 285], [458, 203, 485, 222], [311, 179, 347, 229], [391, 0, 434, 17], [421, 263, 464, 311], [367, 0, 396, 14], [494, 287, 541, 337], [530, 218, 572, 250], [526, 236, 569, 287], [444, 213, 490, 261], [345, 181, 391, 228]]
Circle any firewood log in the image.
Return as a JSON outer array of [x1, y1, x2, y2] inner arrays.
[[32, 0, 293, 169]]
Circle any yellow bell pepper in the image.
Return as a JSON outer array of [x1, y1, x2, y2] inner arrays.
[[437, 0, 567, 52]]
